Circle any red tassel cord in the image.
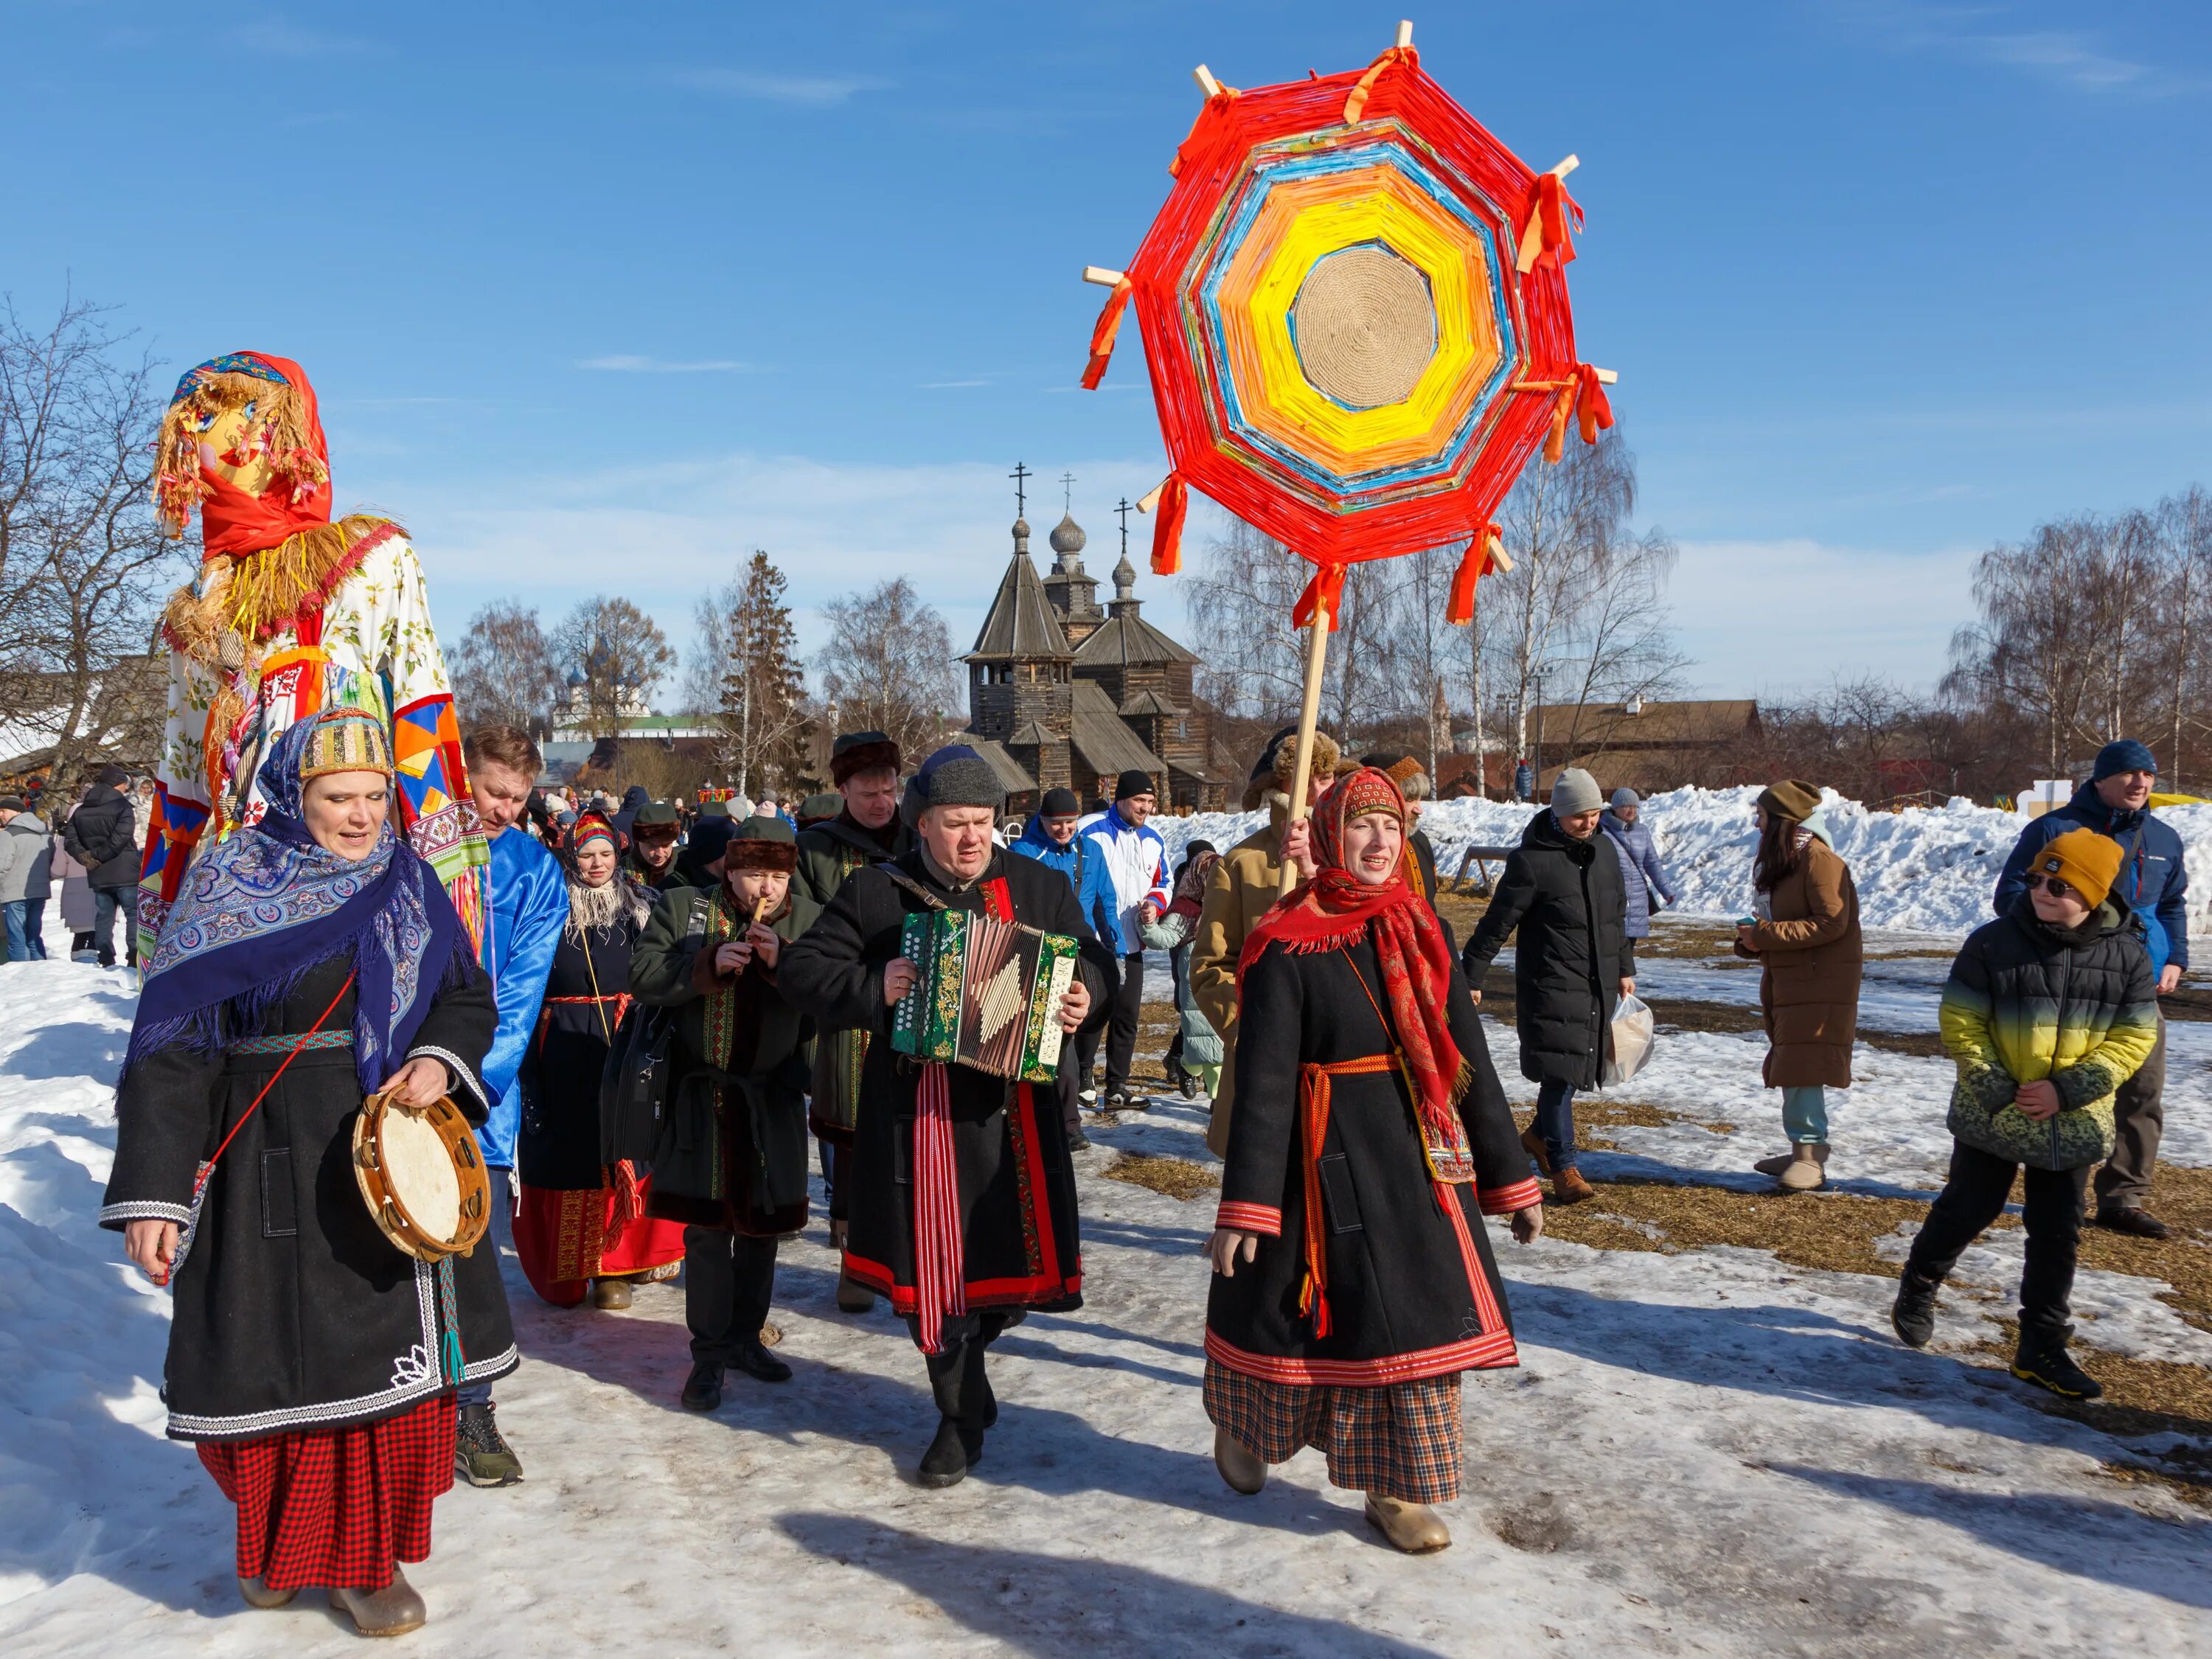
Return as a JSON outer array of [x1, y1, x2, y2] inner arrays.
[[1150, 475, 1189, 574], [1291, 561, 1346, 632], [1080, 276, 1134, 390], [1445, 526, 1506, 625], [1518, 172, 1583, 274], [1342, 44, 1416, 124]]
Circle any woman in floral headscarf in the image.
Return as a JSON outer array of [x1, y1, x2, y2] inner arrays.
[[137, 351, 488, 963], [1203, 767, 1543, 1555], [512, 810, 689, 1309], [101, 707, 511, 1636]]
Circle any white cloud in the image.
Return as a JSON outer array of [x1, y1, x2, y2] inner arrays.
[[577, 355, 759, 374], [1664, 537, 1980, 700], [1838, 3, 2197, 97], [664, 67, 886, 107]]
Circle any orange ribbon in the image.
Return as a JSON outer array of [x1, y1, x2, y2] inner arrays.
[[1080, 275, 1134, 390], [1295, 1055, 1395, 1336], [1520, 172, 1583, 274], [1447, 525, 1506, 624], [1169, 80, 1239, 178], [1342, 45, 1416, 124], [1517, 365, 1615, 463], [1291, 561, 1346, 632], [1150, 474, 1189, 575]]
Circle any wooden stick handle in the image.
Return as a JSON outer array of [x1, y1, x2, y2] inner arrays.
[[1278, 610, 1333, 895], [1548, 154, 1579, 180]]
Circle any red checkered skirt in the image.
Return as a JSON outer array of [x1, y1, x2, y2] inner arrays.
[[196, 1391, 456, 1590], [1203, 1360, 1463, 1504]]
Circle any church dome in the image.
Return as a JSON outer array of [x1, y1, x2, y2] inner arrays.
[[1048, 512, 1087, 557], [1112, 552, 1137, 600]]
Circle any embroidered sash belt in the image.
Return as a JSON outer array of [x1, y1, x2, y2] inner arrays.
[[231, 1028, 354, 1055], [1295, 1052, 1397, 1338]]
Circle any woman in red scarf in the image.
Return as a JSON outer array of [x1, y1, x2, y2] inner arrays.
[[1204, 767, 1543, 1554]]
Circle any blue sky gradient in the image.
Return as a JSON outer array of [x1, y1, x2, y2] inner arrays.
[[5, 1, 2207, 699]]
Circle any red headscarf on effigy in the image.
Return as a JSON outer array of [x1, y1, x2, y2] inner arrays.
[[156, 351, 335, 560], [1237, 766, 1470, 1137]]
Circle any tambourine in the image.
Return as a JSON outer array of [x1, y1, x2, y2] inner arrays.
[[352, 1086, 491, 1262]]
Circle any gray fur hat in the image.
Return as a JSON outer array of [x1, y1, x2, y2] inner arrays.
[[1550, 768, 1604, 817], [909, 745, 1004, 815]]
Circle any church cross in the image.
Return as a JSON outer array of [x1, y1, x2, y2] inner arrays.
[[1116, 496, 1133, 557], [1060, 470, 1077, 512], [1010, 461, 1032, 518]]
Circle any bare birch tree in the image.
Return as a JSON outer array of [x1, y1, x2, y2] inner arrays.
[[814, 577, 959, 764]]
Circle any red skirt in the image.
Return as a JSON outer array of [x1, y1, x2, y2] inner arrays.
[[197, 1391, 456, 1591], [514, 1175, 688, 1307]]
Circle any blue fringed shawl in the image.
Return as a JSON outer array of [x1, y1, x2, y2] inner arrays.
[[123, 718, 467, 1096]]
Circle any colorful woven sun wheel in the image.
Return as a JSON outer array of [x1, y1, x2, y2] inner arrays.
[[1082, 24, 1614, 623]]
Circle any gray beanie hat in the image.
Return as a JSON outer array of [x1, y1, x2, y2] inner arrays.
[[1550, 768, 1604, 817], [1610, 786, 1641, 810], [911, 745, 1004, 815]]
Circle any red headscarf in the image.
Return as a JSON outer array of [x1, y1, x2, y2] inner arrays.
[[157, 352, 333, 559], [1237, 766, 1470, 1137]]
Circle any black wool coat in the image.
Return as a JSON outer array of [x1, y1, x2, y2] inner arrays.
[[779, 848, 1111, 1320], [794, 812, 911, 1143], [100, 953, 515, 1441], [1461, 810, 1635, 1088], [518, 910, 640, 1192], [1208, 934, 1539, 1383], [632, 883, 818, 1237], [64, 782, 140, 889]]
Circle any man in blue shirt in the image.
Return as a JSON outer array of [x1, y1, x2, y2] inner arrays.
[[1012, 787, 1120, 1146], [1993, 738, 2187, 1239], [453, 726, 568, 1484]]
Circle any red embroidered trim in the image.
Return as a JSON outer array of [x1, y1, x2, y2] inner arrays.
[[1213, 1201, 1284, 1237], [1441, 1178, 1509, 1338], [841, 1251, 1081, 1311], [1203, 1325, 1518, 1385], [1478, 1178, 1544, 1217], [1006, 1080, 1053, 1280]]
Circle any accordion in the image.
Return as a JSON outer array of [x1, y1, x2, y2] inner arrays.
[[891, 908, 1079, 1082]]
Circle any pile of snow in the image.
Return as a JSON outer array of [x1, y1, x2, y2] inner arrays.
[[1160, 785, 2212, 941]]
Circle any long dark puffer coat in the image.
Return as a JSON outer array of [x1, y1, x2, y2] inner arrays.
[[1460, 809, 1634, 1088], [63, 781, 141, 889]]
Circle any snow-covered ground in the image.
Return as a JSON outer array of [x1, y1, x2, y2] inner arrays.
[[4, 936, 2209, 1655], [1161, 785, 2212, 940]]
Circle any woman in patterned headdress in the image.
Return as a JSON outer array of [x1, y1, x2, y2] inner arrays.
[[512, 810, 689, 1309], [1203, 766, 1543, 1555], [101, 707, 512, 1637], [137, 352, 488, 961]]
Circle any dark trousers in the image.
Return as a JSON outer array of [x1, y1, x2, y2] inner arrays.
[[1054, 1057, 1083, 1136], [1534, 1078, 1578, 1172], [1905, 1140, 2088, 1336], [1164, 943, 1192, 1075], [1100, 950, 1145, 1096], [2093, 1012, 2166, 1209], [91, 884, 129, 966], [1073, 953, 1115, 1091], [910, 1309, 1018, 1427], [685, 1226, 778, 1363], [818, 1138, 855, 1222]]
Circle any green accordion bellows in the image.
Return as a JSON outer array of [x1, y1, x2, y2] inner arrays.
[[892, 908, 1079, 1083]]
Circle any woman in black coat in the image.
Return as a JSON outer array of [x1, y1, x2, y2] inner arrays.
[[1460, 768, 1635, 1204], [1206, 766, 1542, 1555], [102, 709, 512, 1637]]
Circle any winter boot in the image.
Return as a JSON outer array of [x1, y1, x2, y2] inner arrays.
[[1890, 1273, 1940, 1349], [964, 1340, 999, 1431], [730, 1335, 793, 1383], [330, 1568, 427, 1637], [835, 1273, 878, 1313], [2012, 1325, 2103, 1400], [238, 1575, 296, 1609], [1752, 1148, 1798, 1177], [2094, 1203, 2171, 1240], [919, 1418, 973, 1489], [680, 1361, 724, 1412], [1519, 1124, 1554, 1178], [591, 1277, 633, 1310], [1214, 1427, 1267, 1495], [1778, 1143, 1830, 1192], [453, 1402, 524, 1486], [1552, 1166, 1596, 1206], [1364, 1494, 1451, 1554]]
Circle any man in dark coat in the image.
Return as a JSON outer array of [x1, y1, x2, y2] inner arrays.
[[1992, 738, 2188, 1239], [627, 799, 685, 891], [1460, 768, 1635, 1204], [62, 765, 141, 967], [632, 816, 818, 1411], [793, 728, 909, 1311], [781, 745, 1107, 1488]]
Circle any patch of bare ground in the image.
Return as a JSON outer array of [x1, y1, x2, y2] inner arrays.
[[2077, 1164, 2212, 1336], [1538, 1173, 1935, 1281], [1961, 1324, 2212, 1461], [1099, 1152, 1220, 1201]]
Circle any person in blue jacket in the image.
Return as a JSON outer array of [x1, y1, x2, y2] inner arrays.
[[455, 726, 568, 1486], [1012, 787, 1119, 1146], [1993, 738, 2186, 1239]]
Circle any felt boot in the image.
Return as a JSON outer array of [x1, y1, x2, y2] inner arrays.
[[330, 1569, 427, 1637], [835, 1273, 877, 1313], [1752, 1148, 1797, 1177], [1214, 1427, 1267, 1495], [238, 1575, 296, 1609], [918, 1418, 973, 1489], [591, 1277, 633, 1310], [1778, 1143, 1829, 1192], [1364, 1495, 1451, 1554]]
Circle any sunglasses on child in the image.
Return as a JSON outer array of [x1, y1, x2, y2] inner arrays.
[[2033, 874, 2081, 900]]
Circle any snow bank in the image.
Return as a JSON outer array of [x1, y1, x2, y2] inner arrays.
[[1160, 786, 2212, 941]]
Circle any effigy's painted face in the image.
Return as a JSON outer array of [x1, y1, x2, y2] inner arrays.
[[192, 397, 279, 498]]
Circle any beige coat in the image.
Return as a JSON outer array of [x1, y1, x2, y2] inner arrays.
[[1738, 835, 1863, 1088], [1189, 800, 1292, 1155]]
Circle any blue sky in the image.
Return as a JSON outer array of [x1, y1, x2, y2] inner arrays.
[[5, 1, 2208, 702]]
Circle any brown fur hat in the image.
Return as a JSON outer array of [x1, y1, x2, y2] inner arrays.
[[1241, 725, 1343, 812]]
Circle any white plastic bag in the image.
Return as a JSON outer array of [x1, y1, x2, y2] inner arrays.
[[1602, 993, 1655, 1085]]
